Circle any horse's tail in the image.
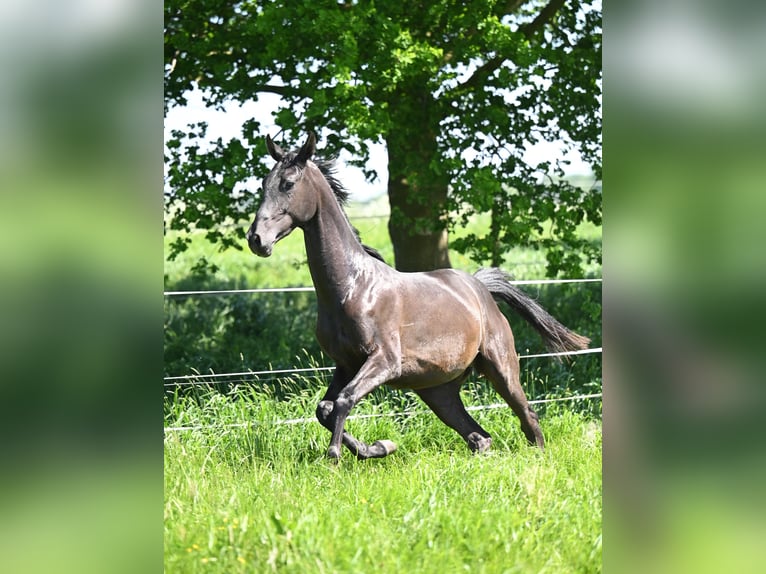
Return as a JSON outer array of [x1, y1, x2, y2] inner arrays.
[[474, 267, 590, 356]]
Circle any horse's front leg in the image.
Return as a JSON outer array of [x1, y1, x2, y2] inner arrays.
[[325, 351, 401, 460], [316, 367, 397, 460]]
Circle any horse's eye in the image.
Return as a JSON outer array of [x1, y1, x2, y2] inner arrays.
[[283, 180, 294, 191]]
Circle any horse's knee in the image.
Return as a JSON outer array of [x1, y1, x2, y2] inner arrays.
[[317, 396, 352, 428], [333, 394, 354, 418], [316, 400, 334, 425]]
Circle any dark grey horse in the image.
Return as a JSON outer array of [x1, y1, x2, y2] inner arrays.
[[247, 133, 589, 460]]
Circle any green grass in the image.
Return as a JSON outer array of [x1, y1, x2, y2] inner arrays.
[[164, 384, 602, 573]]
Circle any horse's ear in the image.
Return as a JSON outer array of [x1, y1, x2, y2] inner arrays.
[[294, 132, 316, 165], [266, 134, 285, 162]]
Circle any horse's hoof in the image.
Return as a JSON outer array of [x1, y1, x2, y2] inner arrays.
[[467, 433, 492, 453], [372, 440, 397, 456], [326, 445, 341, 460]]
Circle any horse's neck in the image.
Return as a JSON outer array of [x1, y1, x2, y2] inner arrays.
[[302, 187, 368, 305]]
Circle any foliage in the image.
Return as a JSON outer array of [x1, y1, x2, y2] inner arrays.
[[165, 385, 602, 573], [164, 0, 601, 275]]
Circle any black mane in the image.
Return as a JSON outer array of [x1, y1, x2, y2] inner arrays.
[[284, 150, 385, 264], [283, 152, 350, 205], [314, 157, 351, 206]]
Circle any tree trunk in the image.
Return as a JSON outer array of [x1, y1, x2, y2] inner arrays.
[[384, 86, 451, 272], [490, 196, 503, 268], [386, 167, 451, 271]]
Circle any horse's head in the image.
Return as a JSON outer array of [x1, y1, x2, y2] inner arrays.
[[246, 133, 318, 257]]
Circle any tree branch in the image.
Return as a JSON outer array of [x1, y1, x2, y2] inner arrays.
[[458, 56, 505, 92], [259, 84, 297, 97], [518, 0, 566, 38], [456, 0, 567, 92]]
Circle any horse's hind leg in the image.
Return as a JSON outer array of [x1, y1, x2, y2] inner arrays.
[[475, 345, 545, 450], [316, 367, 396, 460], [415, 377, 493, 453]]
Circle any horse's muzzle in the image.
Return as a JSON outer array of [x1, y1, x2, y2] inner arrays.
[[246, 229, 272, 257]]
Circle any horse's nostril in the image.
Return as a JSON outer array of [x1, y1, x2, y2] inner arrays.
[[247, 230, 264, 252], [247, 231, 272, 257]]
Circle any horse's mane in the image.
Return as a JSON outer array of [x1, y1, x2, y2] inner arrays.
[[282, 151, 349, 205], [314, 156, 351, 207], [285, 151, 387, 264]]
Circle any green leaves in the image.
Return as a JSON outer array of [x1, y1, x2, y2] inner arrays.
[[165, 127, 260, 260], [165, 0, 601, 275]]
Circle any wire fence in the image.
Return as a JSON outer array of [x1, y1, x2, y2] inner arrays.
[[164, 277, 602, 297], [164, 347, 602, 386], [163, 392, 603, 433], [164, 276, 602, 433]]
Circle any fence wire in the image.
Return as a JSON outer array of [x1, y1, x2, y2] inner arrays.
[[164, 277, 601, 297], [164, 277, 602, 432], [164, 347, 602, 386], [164, 392, 603, 433]]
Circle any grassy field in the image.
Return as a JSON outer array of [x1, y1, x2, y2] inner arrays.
[[164, 382, 602, 573], [164, 193, 602, 572]]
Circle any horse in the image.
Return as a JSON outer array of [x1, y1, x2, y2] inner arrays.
[[246, 133, 590, 460]]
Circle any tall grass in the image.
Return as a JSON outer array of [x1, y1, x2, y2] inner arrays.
[[165, 382, 602, 573]]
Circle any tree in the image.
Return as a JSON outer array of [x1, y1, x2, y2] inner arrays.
[[165, 0, 601, 274]]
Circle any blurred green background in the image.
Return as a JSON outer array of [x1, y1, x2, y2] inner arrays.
[[605, 2, 766, 572], [0, 1, 160, 573]]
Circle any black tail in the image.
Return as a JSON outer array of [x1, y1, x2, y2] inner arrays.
[[474, 268, 590, 356]]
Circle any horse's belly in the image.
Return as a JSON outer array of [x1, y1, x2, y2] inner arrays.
[[386, 368, 468, 391], [392, 328, 478, 389]]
